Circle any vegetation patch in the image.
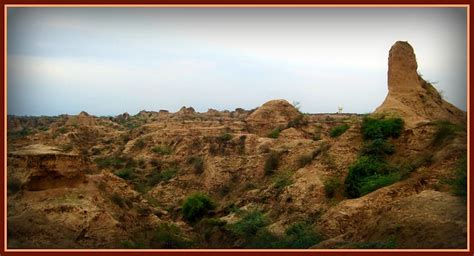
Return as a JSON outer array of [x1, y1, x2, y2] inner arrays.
[[152, 145, 172, 155], [150, 223, 192, 249], [218, 132, 233, 143], [188, 155, 205, 174], [182, 192, 216, 223], [268, 128, 282, 139], [360, 138, 395, 159], [358, 172, 401, 196], [430, 120, 459, 146], [273, 171, 294, 193], [287, 114, 307, 129], [323, 177, 341, 198], [281, 221, 321, 248], [329, 124, 350, 138], [8, 128, 31, 139], [361, 117, 404, 140], [345, 116, 405, 198], [114, 167, 134, 180], [451, 154, 467, 197], [229, 210, 268, 238]]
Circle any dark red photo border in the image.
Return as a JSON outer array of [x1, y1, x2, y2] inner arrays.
[[0, 2, 471, 256]]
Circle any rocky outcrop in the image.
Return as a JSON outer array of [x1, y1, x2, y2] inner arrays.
[[8, 144, 89, 191], [375, 41, 466, 128], [245, 99, 301, 135], [66, 111, 97, 126]]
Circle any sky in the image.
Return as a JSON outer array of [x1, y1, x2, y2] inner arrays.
[[7, 7, 467, 116]]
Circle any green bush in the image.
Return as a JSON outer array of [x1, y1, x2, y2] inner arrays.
[[264, 152, 280, 175], [245, 228, 281, 248], [8, 127, 31, 138], [329, 124, 350, 138], [94, 157, 126, 169], [268, 128, 281, 139], [360, 138, 395, 159], [152, 145, 172, 155], [182, 193, 216, 222], [229, 210, 267, 238], [115, 167, 134, 180], [287, 114, 306, 128], [188, 156, 204, 174], [273, 172, 293, 192], [283, 222, 321, 248], [358, 172, 401, 196], [453, 155, 467, 197], [159, 166, 178, 182], [323, 177, 340, 198], [361, 117, 404, 140], [150, 223, 191, 249], [431, 121, 458, 146], [218, 132, 233, 143], [344, 156, 388, 198]]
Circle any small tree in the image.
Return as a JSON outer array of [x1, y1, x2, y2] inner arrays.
[[182, 193, 215, 222]]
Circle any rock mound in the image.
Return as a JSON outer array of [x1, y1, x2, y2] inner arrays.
[[8, 144, 88, 191], [375, 41, 465, 128], [66, 111, 96, 126], [245, 99, 301, 135]]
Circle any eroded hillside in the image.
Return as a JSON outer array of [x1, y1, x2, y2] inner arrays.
[[6, 41, 467, 249]]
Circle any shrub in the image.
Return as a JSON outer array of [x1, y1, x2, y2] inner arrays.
[[453, 155, 467, 197], [264, 152, 280, 175], [182, 193, 216, 222], [323, 177, 340, 198], [7, 177, 22, 194], [218, 132, 233, 143], [297, 154, 313, 168], [360, 138, 395, 159], [188, 156, 204, 174], [229, 210, 267, 238], [431, 120, 458, 146], [268, 128, 281, 139], [245, 228, 281, 248], [150, 223, 191, 249], [329, 124, 350, 138], [361, 117, 404, 140], [115, 167, 134, 180], [273, 172, 293, 192], [8, 127, 31, 138], [283, 222, 321, 248], [159, 166, 178, 182], [287, 114, 306, 128], [358, 172, 401, 196], [152, 145, 172, 155], [344, 156, 388, 198]]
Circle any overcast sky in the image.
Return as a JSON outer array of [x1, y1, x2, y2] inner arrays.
[[7, 7, 467, 116]]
